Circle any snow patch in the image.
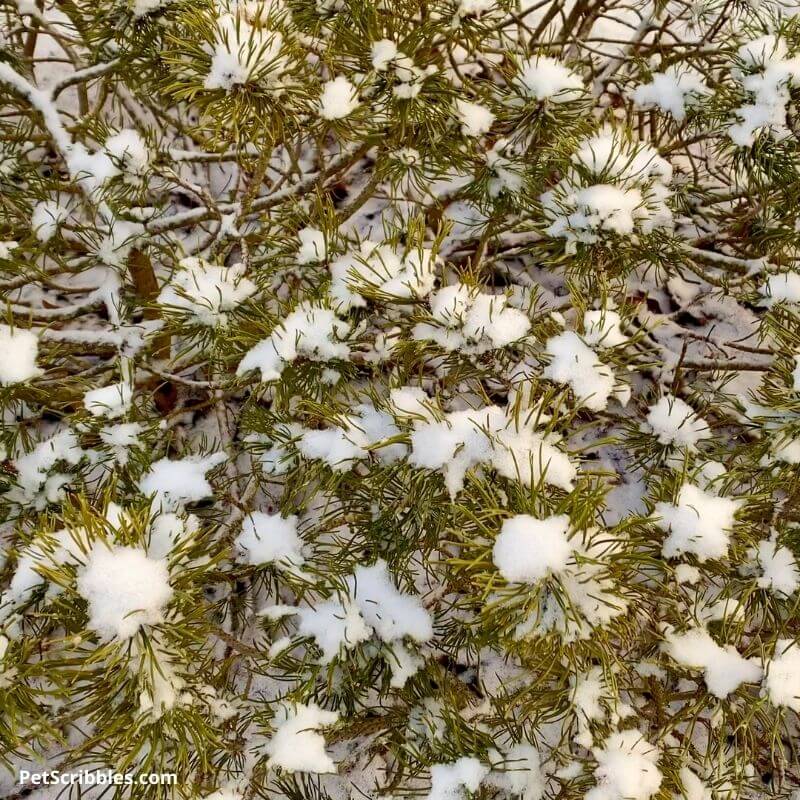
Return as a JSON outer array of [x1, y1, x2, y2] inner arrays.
[[77, 544, 172, 640]]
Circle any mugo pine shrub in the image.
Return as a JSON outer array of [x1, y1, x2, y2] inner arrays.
[[1, 0, 800, 799]]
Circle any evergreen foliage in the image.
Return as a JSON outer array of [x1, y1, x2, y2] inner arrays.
[[1, 1, 800, 799]]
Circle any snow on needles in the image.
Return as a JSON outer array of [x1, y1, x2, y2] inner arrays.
[[264, 599, 371, 664], [746, 538, 799, 597], [0, 324, 41, 384], [329, 241, 437, 311], [413, 283, 530, 353], [6, 1, 800, 796], [158, 257, 256, 326], [493, 514, 573, 583], [663, 627, 762, 698], [408, 404, 576, 496], [541, 131, 673, 253], [632, 67, 709, 122], [263, 559, 432, 684], [516, 56, 584, 103], [654, 483, 743, 561], [347, 560, 433, 644], [728, 35, 800, 146], [582, 309, 627, 347], [318, 76, 359, 120], [455, 100, 495, 137], [139, 453, 227, 511], [263, 702, 339, 773], [77, 544, 173, 640], [235, 512, 306, 572], [204, 12, 287, 92], [237, 302, 351, 381], [543, 332, 618, 411], [426, 758, 488, 800], [587, 730, 662, 800], [642, 396, 710, 450], [764, 640, 800, 712], [83, 381, 133, 419]]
